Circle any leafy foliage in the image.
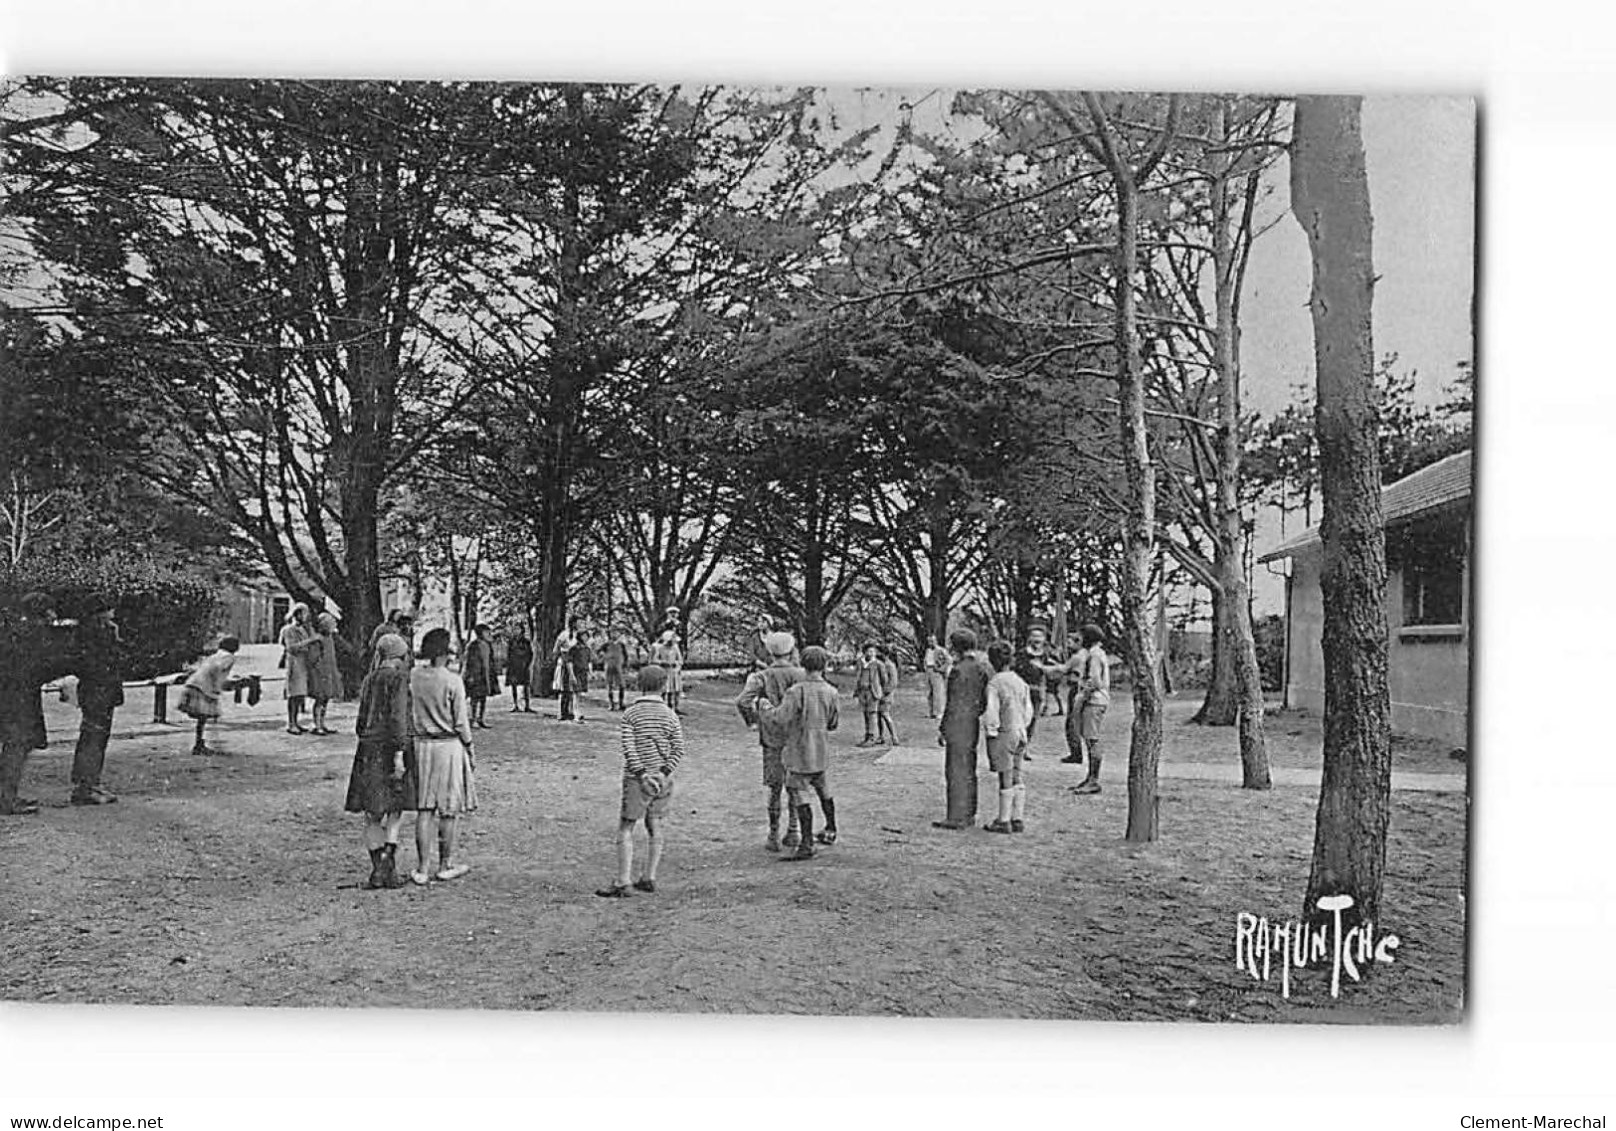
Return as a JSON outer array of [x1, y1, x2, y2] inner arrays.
[[5, 554, 220, 680]]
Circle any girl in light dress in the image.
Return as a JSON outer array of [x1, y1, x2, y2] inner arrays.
[[178, 636, 241, 756], [278, 603, 316, 734], [408, 628, 478, 884]]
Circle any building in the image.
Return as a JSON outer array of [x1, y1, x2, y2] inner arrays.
[[215, 574, 290, 644], [1258, 449, 1472, 746]]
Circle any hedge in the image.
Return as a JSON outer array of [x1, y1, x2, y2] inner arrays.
[[4, 555, 221, 681]]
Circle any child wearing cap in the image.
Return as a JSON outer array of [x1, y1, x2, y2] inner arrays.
[[759, 645, 840, 861], [462, 623, 499, 729], [735, 631, 805, 851], [345, 632, 416, 889], [853, 642, 886, 747], [597, 665, 686, 898], [982, 640, 1034, 833]]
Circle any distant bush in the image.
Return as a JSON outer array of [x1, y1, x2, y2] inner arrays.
[[5, 555, 221, 680]]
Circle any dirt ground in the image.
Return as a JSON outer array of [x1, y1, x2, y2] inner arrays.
[[0, 672, 1465, 1022]]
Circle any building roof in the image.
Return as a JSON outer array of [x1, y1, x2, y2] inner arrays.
[[1258, 449, 1472, 562]]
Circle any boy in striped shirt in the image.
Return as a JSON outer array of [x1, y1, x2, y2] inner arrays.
[[596, 665, 686, 898]]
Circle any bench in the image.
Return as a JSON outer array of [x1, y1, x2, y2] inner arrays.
[[49, 673, 268, 723]]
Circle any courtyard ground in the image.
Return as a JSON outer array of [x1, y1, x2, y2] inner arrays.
[[0, 665, 1466, 1022]]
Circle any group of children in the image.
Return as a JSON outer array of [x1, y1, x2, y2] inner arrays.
[[173, 606, 1107, 897]]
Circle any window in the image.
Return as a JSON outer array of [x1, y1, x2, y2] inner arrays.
[[1399, 522, 1466, 628]]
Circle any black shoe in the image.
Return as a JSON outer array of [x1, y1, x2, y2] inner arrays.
[[1010, 819, 1025, 833], [633, 878, 656, 893], [1060, 755, 1083, 764], [782, 843, 816, 861], [364, 847, 386, 890], [932, 819, 968, 830], [595, 884, 632, 898], [1071, 780, 1101, 795], [71, 786, 117, 806]]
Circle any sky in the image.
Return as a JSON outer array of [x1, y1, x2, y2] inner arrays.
[[1242, 96, 1477, 413], [819, 88, 1476, 415]]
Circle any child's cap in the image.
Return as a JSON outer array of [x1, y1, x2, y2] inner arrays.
[[765, 631, 796, 656], [375, 634, 409, 662], [638, 664, 666, 692], [800, 645, 828, 672]]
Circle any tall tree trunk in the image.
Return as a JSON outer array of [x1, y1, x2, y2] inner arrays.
[[1051, 565, 1069, 659], [1113, 170, 1165, 844], [338, 494, 384, 697], [1292, 96, 1391, 927], [532, 85, 588, 688], [1192, 588, 1239, 723], [1011, 559, 1036, 642], [1211, 97, 1271, 789], [445, 534, 464, 652], [802, 540, 828, 646]]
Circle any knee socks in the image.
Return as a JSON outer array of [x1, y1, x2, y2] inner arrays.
[[1011, 783, 1026, 822]]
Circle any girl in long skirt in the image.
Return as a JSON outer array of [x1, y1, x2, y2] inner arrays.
[[505, 627, 534, 712], [408, 628, 478, 883], [306, 611, 344, 735], [344, 634, 416, 888], [462, 623, 499, 728]]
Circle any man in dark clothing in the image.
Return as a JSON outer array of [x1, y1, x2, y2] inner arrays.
[[933, 628, 990, 830], [70, 594, 124, 806], [0, 592, 77, 816]]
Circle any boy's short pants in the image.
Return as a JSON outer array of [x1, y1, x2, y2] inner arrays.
[[620, 774, 674, 822], [1079, 704, 1107, 741], [986, 733, 1026, 774], [786, 769, 830, 797], [605, 665, 625, 691], [761, 743, 786, 788]]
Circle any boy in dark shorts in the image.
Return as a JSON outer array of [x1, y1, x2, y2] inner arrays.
[[759, 644, 839, 861], [735, 631, 805, 851], [982, 639, 1033, 833], [597, 665, 686, 898], [1068, 624, 1111, 796], [600, 630, 629, 710]]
